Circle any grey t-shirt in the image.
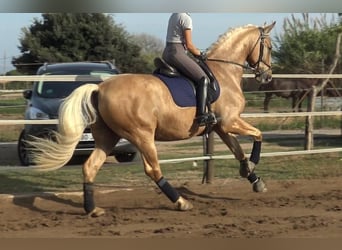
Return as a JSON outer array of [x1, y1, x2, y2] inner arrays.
[[166, 13, 192, 44]]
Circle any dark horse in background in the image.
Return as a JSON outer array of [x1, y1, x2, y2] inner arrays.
[[257, 78, 340, 112]]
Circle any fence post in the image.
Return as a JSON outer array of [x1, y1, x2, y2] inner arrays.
[[202, 131, 214, 184], [305, 87, 316, 150]]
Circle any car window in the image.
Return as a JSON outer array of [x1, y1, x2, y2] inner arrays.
[[36, 70, 116, 98], [37, 81, 86, 98]]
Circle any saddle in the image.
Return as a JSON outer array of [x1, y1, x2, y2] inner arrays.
[[154, 58, 181, 78], [154, 58, 218, 87], [153, 58, 220, 107]]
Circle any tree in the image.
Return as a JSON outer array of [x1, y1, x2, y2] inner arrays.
[[272, 13, 342, 74], [12, 13, 150, 74], [130, 33, 164, 72]]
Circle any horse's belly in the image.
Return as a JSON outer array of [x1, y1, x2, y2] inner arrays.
[[154, 117, 201, 141]]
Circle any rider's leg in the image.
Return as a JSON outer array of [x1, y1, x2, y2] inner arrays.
[[195, 76, 217, 126], [162, 43, 216, 126]]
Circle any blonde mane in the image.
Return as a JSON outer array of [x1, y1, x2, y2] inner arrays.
[[207, 24, 258, 54]]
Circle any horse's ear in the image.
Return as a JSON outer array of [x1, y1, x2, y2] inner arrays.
[[264, 21, 276, 33], [263, 21, 276, 35]]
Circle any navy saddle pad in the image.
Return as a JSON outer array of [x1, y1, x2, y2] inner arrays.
[[154, 73, 219, 107]]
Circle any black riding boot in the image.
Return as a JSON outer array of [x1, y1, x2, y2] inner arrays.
[[195, 77, 217, 126]]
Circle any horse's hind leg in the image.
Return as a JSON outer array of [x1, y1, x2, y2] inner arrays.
[[82, 119, 119, 217], [135, 135, 193, 211], [216, 122, 267, 193]]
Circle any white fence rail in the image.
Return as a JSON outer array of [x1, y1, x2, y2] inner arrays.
[[0, 75, 112, 82], [0, 74, 341, 165]]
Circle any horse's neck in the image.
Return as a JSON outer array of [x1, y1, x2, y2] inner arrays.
[[207, 27, 259, 92], [208, 26, 258, 64]]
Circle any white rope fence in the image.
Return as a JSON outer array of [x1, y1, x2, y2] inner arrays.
[[159, 147, 342, 164], [0, 111, 341, 125], [1, 74, 342, 82], [241, 111, 342, 118], [244, 74, 342, 79]]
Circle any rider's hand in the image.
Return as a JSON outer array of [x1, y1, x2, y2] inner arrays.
[[195, 51, 207, 61]]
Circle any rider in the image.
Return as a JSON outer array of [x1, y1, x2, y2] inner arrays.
[[162, 13, 217, 126]]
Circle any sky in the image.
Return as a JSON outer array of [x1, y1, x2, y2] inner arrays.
[[0, 13, 338, 74]]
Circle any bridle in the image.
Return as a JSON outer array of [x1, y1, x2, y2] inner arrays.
[[206, 27, 272, 78]]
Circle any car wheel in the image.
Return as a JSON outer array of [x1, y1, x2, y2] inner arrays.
[[114, 152, 137, 163], [17, 130, 31, 166]]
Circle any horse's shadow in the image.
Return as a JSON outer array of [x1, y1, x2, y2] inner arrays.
[[176, 186, 240, 202], [0, 173, 82, 214], [11, 194, 82, 214], [101, 186, 240, 213], [2, 173, 240, 214]]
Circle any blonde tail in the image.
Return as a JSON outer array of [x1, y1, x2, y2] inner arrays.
[[28, 84, 99, 171]]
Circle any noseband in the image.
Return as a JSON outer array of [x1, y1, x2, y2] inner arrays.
[[206, 27, 272, 78]]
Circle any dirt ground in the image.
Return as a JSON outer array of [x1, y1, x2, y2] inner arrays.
[[0, 176, 341, 238], [0, 122, 341, 238]]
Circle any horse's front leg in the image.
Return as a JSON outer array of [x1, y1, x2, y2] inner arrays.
[[244, 140, 267, 193], [137, 138, 193, 211], [216, 120, 267, 193], [292, 95, 299, 112], [263, 93, 272, 112]]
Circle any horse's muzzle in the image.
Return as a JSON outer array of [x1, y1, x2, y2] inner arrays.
[[255, 68, 272, 84]]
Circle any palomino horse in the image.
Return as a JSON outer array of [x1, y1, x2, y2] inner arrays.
[[28, 22, 276, 217]]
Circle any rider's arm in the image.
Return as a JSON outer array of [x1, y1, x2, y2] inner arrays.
[[184, 29, 201, 57]]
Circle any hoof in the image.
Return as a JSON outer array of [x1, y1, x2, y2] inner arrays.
[[87, 207, 105, 217], [253, 178, 267, 193], [176, 196, 193, 211]]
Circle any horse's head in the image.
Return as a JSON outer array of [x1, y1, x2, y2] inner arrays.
[[247, 21, 276, 84]]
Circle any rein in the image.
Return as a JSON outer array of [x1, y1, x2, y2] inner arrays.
[[206, 58, 253, 71]]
